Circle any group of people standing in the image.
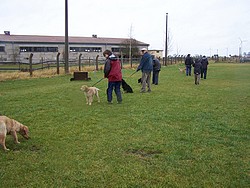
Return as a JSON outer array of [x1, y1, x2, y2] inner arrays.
[[185, 54, 209, 85], [101, 50, 209, 104], [103, 48, 160, 104]]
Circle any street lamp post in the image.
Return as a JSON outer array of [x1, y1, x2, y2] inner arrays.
[[165, 13, 168, 66]]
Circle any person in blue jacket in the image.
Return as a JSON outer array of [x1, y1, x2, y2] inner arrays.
[[136, 48, 153, 93]]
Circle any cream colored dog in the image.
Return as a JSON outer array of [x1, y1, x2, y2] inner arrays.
[[0, 115, 29, 151], [80, 85, 100, 105], [179, 67, 186, 73]]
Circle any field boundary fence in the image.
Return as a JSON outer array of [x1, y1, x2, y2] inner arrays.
[[0, 53, 142, 75], [0, 53, 244, 76]]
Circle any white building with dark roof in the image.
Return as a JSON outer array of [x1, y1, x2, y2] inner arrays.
[[0, 33, 149, 62], [148, 49, 163, 59]]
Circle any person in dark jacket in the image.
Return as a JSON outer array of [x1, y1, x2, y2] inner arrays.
[[193, 58, 202, 85], [185, 54, 194, 76], [136, 48, 153, 93], [200, 56, 209, 79], [103, 50, 122, 104], [152, 55, 161, 85]]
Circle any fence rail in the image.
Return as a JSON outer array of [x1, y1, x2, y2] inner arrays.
[[0, 53, 142, 74], [0, 53, 244, 74]]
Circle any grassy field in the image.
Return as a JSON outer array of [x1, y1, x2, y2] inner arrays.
[[0, 63, 249, 187]]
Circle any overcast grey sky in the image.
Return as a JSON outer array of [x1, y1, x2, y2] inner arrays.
[[1, 0, 249, 56]]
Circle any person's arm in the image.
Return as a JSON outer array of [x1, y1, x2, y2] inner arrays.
[[104, 60, 111, 77], [137, 58, 144, 71]]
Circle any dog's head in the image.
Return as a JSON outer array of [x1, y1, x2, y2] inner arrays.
[[80, 85, 89, 92], [20, 124, 29, 140]]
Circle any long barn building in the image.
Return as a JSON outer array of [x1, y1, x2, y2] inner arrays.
[[0, 32, 149, 62]]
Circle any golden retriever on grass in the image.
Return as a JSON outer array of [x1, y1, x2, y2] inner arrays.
[[179, 67, 186, 73], [0, 115, 29, 151], [80, 85, 100, 105]]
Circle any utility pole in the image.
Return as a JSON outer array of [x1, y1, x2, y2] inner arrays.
[[165, 13, 168, 66], [65, 0, 69, 74], [129, 24, 133, 68]]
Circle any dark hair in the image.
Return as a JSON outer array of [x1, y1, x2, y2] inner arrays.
[[103, 50, 112, 56]]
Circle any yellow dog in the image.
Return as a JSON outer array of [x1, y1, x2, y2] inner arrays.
[[0, 115, 29, 151]]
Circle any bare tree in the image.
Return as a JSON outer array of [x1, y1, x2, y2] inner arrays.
[[129, 24, 133, 67], [120, 39, 140, 57], [163, 29, 173, 56], [176, 43, 182, 56]]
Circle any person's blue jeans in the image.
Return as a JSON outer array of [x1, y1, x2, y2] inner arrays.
[[152, 70, 160, 85], [203, 68, 207, 79], [186, 66, 192, 76], [107, 81, 122, 103]]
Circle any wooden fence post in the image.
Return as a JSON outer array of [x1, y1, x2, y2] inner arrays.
[[41, 57, 44, 69], [120, 51, 123, 69], [29, 53, 33, 76], [95, 55, 99, 71], [57, 53, 60, 74], [79, 53, 82, 71]]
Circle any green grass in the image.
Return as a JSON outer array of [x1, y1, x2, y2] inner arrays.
[[0, 63, 249, 187]]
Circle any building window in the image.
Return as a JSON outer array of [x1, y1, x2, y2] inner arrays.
[[111, 47, 127, 53], [70, 47, 102, 52], [111, 48, 120, 52], [0, 46, 5, 52], [20, 47, 58, 52], [92, 47, 102, 52]]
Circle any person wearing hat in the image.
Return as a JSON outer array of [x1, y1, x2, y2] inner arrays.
[[136, 48, 153, 93]]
